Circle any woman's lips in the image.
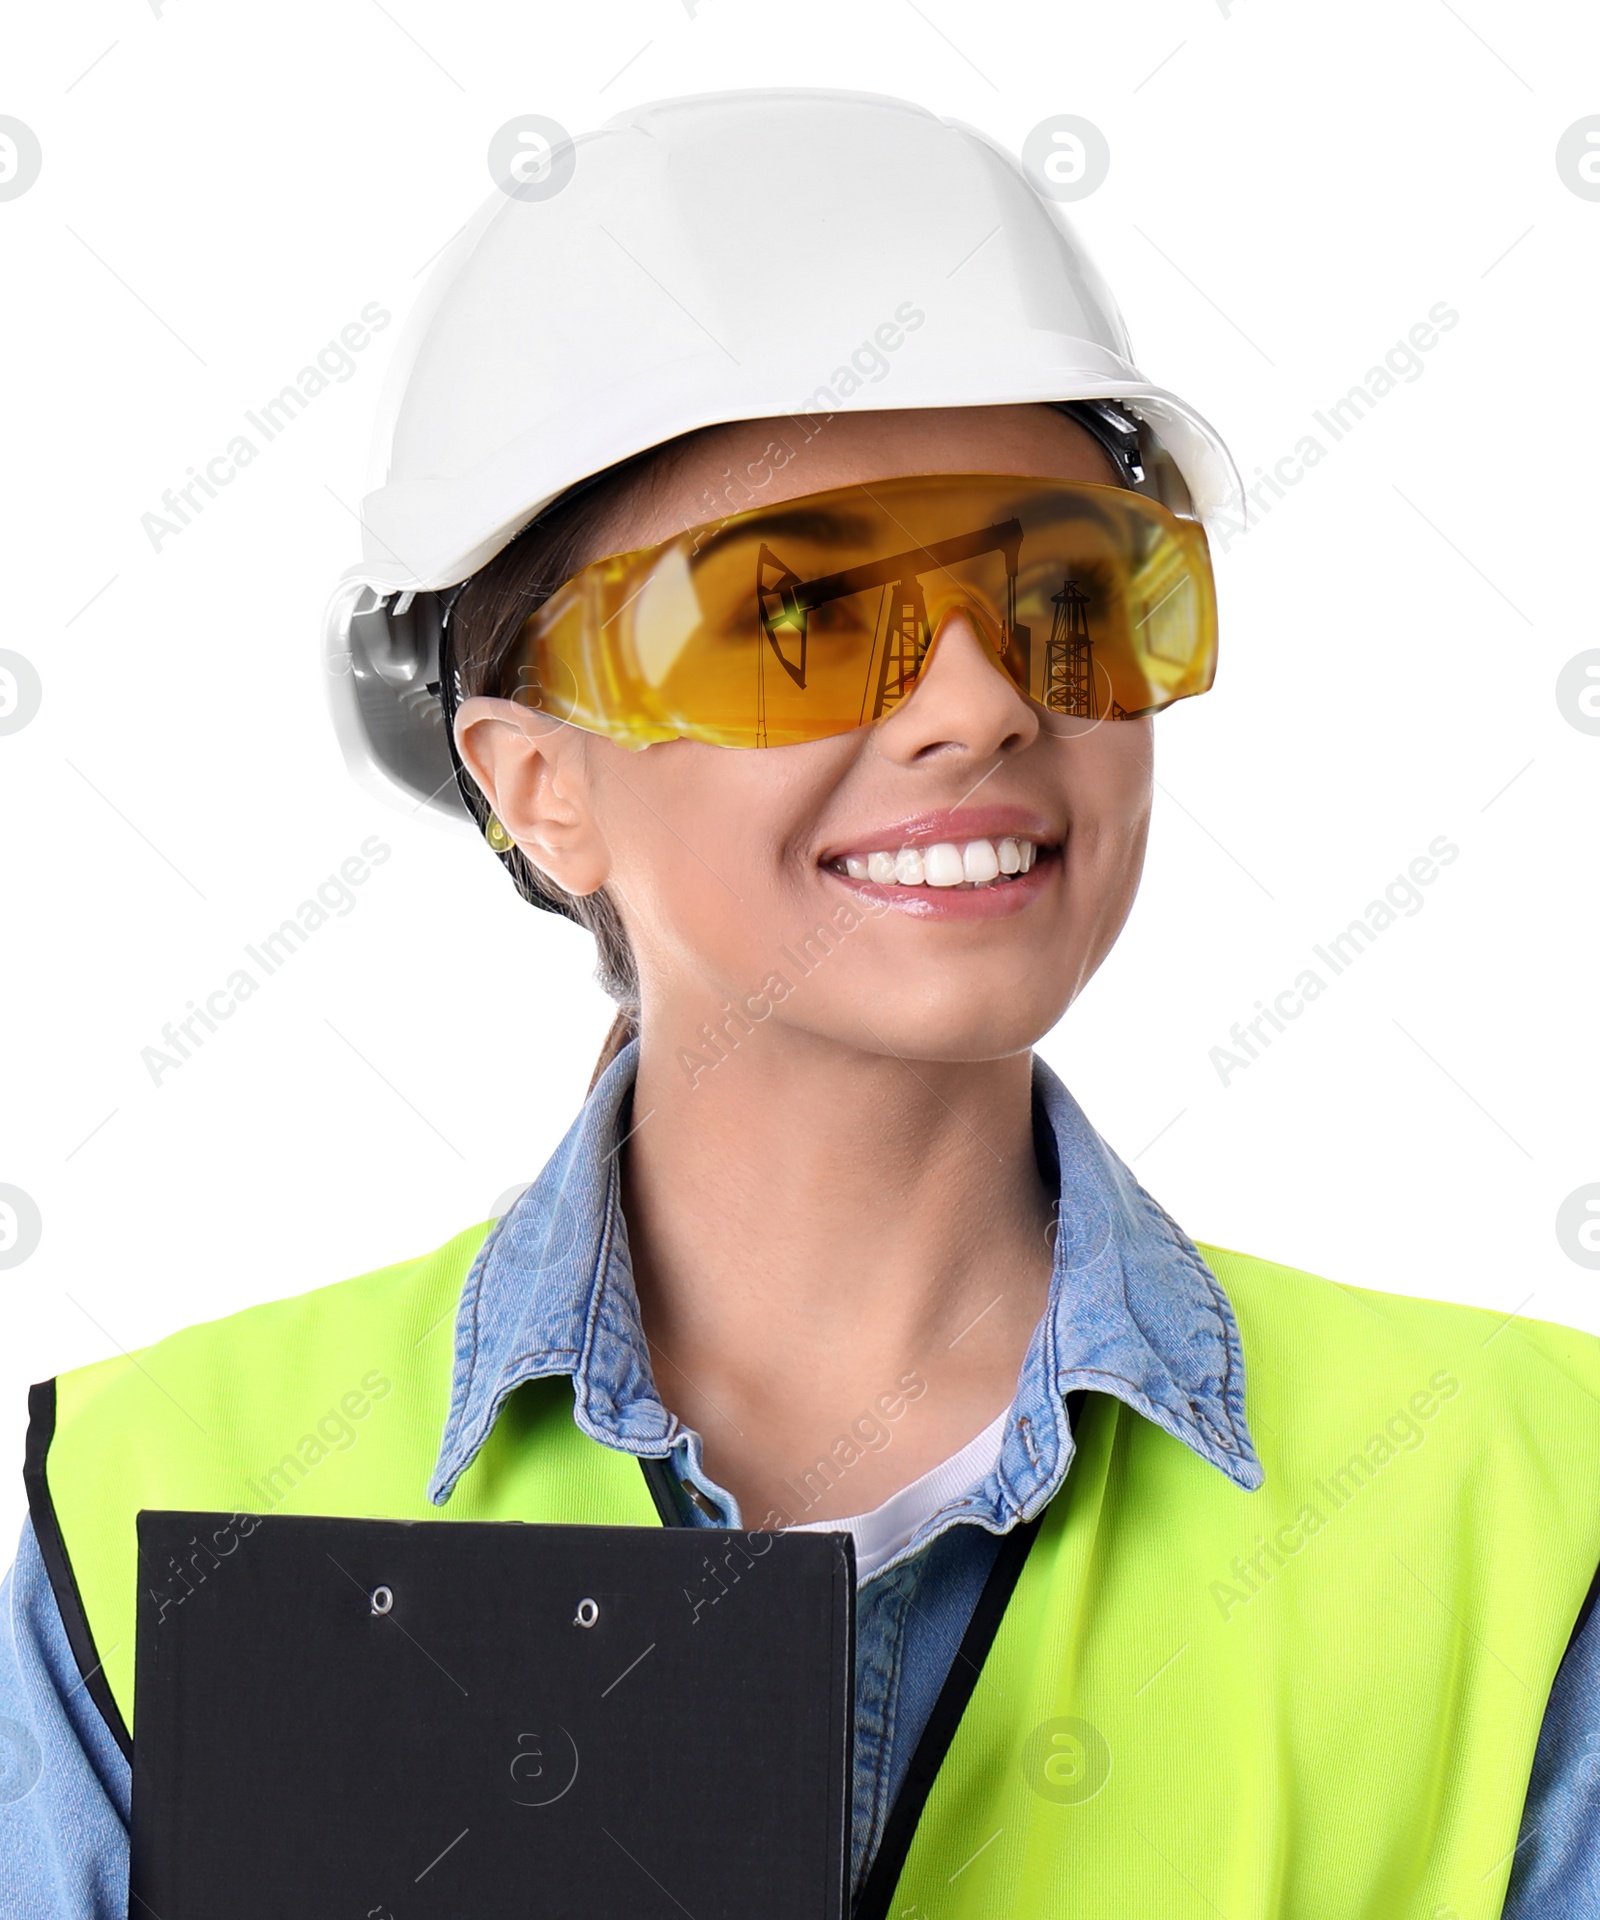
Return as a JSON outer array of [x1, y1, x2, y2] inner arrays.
[[818, 805, 1053, 866], [815, 806, 1060, 919], [822, 844, 1057, 918]]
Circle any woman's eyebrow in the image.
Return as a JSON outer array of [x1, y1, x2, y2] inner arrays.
[[694, 504, 878, 549]]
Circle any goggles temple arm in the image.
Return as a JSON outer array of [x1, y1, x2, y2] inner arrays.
[[1053, 399, 1146, 488]]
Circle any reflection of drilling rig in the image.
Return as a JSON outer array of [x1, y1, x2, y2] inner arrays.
[[755, 519, 1025, 742], [1044, 577, 1095, 719], [1043, 576, 1127, 721]]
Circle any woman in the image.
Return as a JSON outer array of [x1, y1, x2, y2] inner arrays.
[[7, 88, 1600, 1920]]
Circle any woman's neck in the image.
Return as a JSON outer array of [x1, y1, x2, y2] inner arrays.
[[620, 1027, 1056, 1527]]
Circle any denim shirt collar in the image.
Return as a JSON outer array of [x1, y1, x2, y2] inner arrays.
[[428, 1041, 1262, 1528]]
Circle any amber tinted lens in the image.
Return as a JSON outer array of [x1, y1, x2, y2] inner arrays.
[[509, 474, 1216, 747], [1003, 483, 1218, 721]]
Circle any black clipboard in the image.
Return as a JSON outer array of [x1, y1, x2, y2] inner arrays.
[[130, 1510, 854, 1919]]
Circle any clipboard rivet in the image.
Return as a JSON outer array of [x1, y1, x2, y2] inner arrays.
[[573, 1597, 600, 1629], [370, 1585, 394, 1616]]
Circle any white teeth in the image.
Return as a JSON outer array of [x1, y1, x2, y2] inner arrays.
[[962, 839, 1000, 884], [923, 843, 965, 887], [837, 836, 1045, 887]]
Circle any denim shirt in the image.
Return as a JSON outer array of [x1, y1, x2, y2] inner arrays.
[[2, 1044, 1598, 1915], [429, 1043, 1263, 1896]]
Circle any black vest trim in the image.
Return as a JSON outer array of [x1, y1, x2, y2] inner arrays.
[[22, 1377, 133, 1760], [637, 1452, 687, 1525], [852, 1506, 1046, 1918]]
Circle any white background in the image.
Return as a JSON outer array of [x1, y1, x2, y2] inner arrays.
[[2, 0, 1596, 1554]]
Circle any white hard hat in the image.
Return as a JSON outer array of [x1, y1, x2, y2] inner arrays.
[[325, 87, 1243, 831]]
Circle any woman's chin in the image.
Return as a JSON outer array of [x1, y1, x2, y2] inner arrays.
[[777, 992, 1073, 1069]]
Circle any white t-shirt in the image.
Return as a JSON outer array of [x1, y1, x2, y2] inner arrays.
[[786, 1406, 1010, 1580]]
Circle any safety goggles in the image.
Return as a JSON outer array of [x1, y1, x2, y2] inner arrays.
[[503, 473, 1218, 749]]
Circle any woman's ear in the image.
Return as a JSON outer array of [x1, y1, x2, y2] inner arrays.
[[453, 696, 611, 896]]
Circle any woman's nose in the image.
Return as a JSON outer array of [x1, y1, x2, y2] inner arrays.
[[871, 608, 1040, 765]]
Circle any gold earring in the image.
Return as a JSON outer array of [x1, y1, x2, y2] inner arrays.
[[484, 814, 515, 853]]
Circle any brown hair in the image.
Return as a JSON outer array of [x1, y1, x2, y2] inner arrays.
[[440, 439, 696, 1082]]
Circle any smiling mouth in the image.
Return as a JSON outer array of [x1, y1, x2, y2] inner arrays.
[[823, 835, 1047, 890]]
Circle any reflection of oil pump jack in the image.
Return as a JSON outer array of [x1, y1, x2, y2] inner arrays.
[[755, 519, 1025, 740]]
